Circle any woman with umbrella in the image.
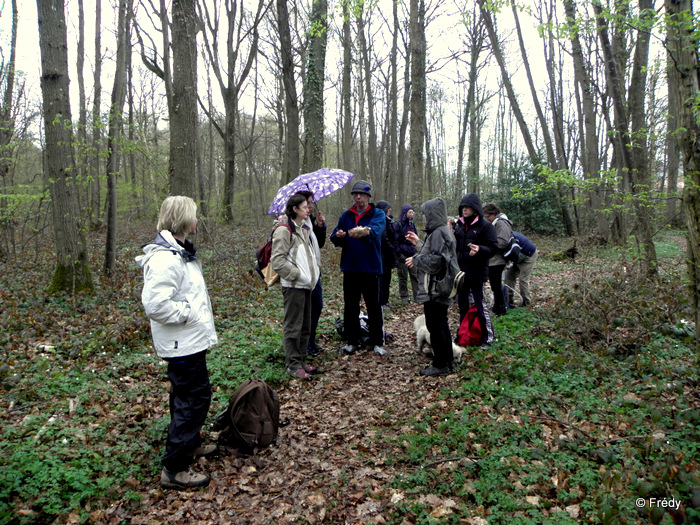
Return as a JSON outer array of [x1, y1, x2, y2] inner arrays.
[[296, 190, 327, 356], [270, 194, 321, 379]]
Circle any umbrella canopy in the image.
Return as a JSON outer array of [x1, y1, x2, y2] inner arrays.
[[267, 168, 355, 215]]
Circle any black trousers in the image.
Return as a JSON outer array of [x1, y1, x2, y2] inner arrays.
[[424, 300, 453, 370], [379, 267, 393, 306], [162, 350, 211, 473], [343, 271, 384, 347], [488, 264, 507, 315]]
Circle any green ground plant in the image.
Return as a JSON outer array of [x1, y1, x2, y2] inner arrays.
[[0, 225, 697, 523]]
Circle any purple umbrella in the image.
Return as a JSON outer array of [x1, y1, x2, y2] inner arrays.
[[267, 168, 356, 215]]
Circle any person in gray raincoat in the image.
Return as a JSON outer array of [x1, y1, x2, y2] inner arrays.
[[406, 197, 458, 377]]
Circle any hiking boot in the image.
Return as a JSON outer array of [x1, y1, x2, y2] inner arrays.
[[307, 343, 324, 357], [341, 344, 357, 355], [287, 367, 313, 380], [301, 363, 319, 374], [419, 365, 451, 377], [373, 345, 388, 356], [161, 467, 210, 490], [193, 444, 218, 459]]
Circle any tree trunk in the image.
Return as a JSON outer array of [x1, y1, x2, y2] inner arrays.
[[278, 0, 300, 183], [408, 0, 426, 204], [665, 0, 700, 353], [563, 0, 607, 239], [594, 0, 656, 275], [302, 0, 327, 173], [198, 0, 266, 221], [104, 0, 130, 278], [357, 5, 379, 193], [0, 0, 18, 257], [384, 0, 399, 203], [37, 0, 93, 294], [169, 0, 197, 197], [666, 48, 681, 226], [89, 0, 102, 229], [477, 0, 539, 165], [76, 0, 87, 215], [341, 1, 353, 172]]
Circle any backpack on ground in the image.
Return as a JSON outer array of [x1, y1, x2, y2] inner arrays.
[[433, 251, 465, 299], [255, 223, 293, 289], [214, 378, 280, 452], [502, 234, 522, 263], [457, 305, 482, 347]]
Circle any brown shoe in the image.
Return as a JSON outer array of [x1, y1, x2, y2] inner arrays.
[[161, 467, 210, 490]]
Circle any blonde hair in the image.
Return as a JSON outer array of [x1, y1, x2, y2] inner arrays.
[[157, 196, 197, 235]]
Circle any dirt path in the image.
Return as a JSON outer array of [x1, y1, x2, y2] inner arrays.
[[111, 301, 469, 524]]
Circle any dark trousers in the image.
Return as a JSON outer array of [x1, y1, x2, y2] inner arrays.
[[163, 350, 211, 473], [343, 271, 384, 347], [457, 280, 494, 346], [308, 276, 323, 348], [488, 264, 507, 315], [282, 287, 312, 371], [379, 268, 393, 306], [424, 301, 453, 369]]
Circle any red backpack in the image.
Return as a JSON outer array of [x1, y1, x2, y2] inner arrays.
[[255, 223, 292, 287], [457, 305, 482, 347]]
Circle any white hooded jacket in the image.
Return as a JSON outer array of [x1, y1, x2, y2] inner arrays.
[[135, 230, 218, 359]]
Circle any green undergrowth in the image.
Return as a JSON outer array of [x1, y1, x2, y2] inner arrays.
[[385, 307, 699, 524], [0, 226, 295, 523]]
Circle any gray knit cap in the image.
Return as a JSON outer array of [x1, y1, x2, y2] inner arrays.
[[350, 180, 372, 197]]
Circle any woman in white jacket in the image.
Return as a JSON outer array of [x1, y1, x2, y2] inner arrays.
[[136, 196, 218, 490], [271, 193, 320, 380]]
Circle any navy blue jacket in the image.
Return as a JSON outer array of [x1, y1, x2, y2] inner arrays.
[[513, 231, 536, 257], [330, 203, 386, 275]]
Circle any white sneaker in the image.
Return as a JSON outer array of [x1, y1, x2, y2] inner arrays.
[[373, 345, 387, 356], [341, 344, 357, 355]]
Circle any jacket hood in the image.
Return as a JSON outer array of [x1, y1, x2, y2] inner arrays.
[[459, 193, 484, 217], [136, 230, 195, 268], [421, 197, 448, 233], [376, 200, 392, 215], [398, 204, 414, 222]]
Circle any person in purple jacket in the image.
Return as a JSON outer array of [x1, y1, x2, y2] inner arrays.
[[330, 180, 387, 357]]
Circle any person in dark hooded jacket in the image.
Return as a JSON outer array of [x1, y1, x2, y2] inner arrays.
[[405, 197, 457, 377], [376, 200, 398, 307], [453, 193, 497, 346], [393, 204, 420, 302]]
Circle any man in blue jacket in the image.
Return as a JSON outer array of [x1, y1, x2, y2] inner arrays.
[[331, 180, 387, 356]]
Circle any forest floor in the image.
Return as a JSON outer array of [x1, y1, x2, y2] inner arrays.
[[1, 224, 697, 524]]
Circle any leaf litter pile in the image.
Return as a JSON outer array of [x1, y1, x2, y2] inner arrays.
[[1, 226, 698, 524]]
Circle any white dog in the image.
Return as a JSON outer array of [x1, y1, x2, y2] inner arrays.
[[414, 315, 465, 363]]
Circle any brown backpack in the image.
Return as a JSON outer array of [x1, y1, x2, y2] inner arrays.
[[214, 378, 280, 452]]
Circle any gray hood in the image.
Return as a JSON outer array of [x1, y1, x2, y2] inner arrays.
[[421, 197, 448, 233]]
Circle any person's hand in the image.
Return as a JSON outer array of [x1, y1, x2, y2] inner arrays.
[[316, 210, 325, 226], [406, 256, 414, 269], [468, 243, 479, 257], [405, 231, 419, 245], [335, 229, 347, 238]]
